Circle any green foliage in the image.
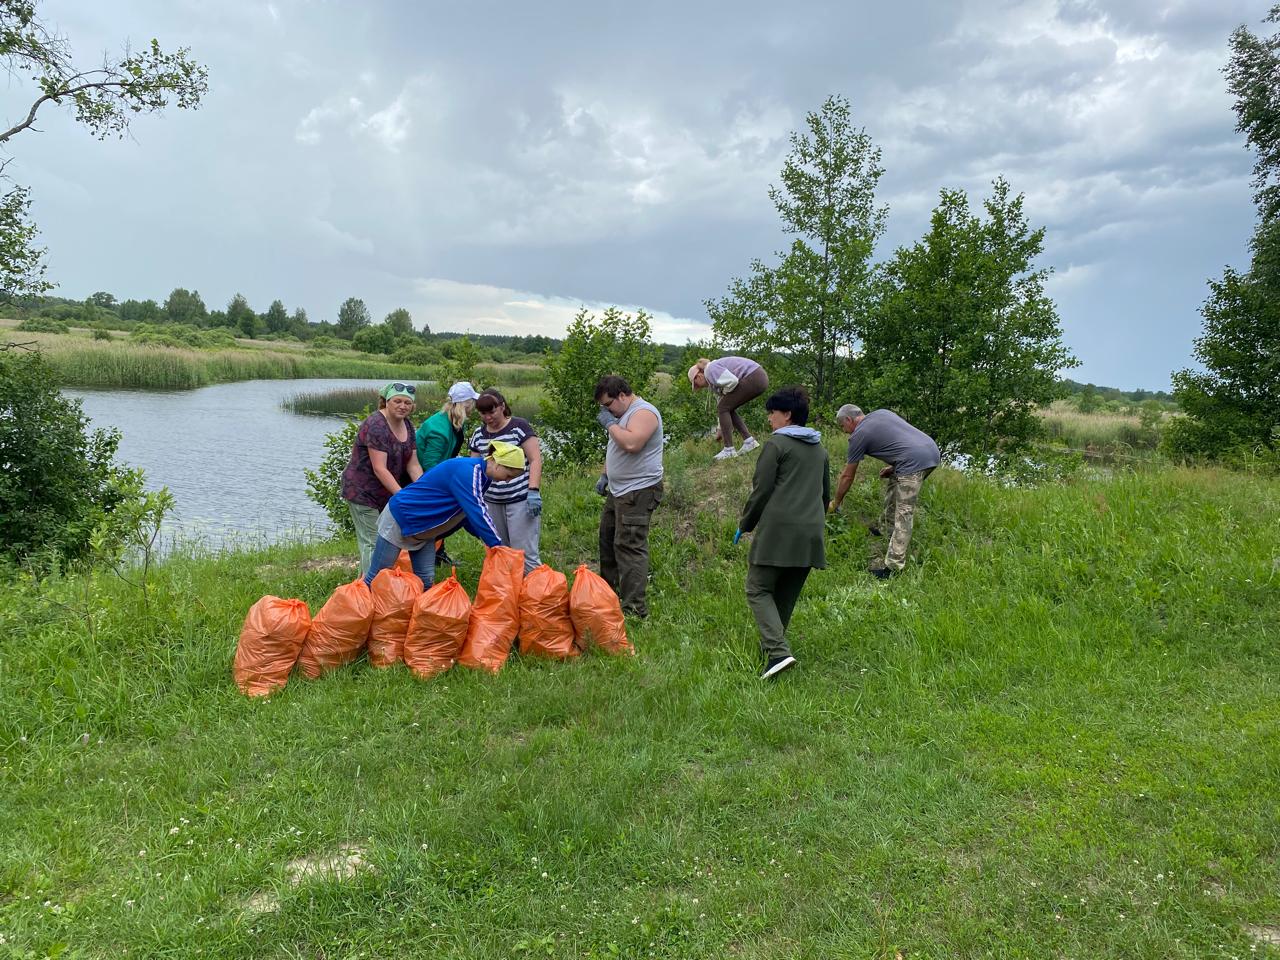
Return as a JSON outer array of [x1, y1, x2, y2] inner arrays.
[[659, 342, 721, 442], [304, 415, 362, 536], [439, 334, 481, 386], [164, 287, 207, 325], [861, 178, 1077, 456], [390, 342, 440, 366], [1225, 4, 1280, 221], [0, 347, 170, 566], [708, 95, 885, 409], [87, 291, 117, 310], [226, 292, 259, 338], [262, 299, 289, 334], [384, 307, 414, 337], [129, 322, 235, 349], [336, 296, 371, 340], [352, 322, 398, 355], [91, 325, 113, 341], [118, 297, 162, 324], [540, 306, 661, 464], [0, 184, 50, 301], [16, 315, 68, 333]]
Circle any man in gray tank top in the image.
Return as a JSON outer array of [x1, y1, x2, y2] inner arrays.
[[594, 375, 664, 618]]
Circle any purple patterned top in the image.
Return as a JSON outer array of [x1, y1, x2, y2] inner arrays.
[[341, 411, 418, 511]]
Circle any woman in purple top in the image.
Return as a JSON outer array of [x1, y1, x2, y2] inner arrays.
[[341, 382, 424, 572], [688, 356, 770, 461]]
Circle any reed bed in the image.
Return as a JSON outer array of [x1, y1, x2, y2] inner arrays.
[[1039, 400, 1164, 452]]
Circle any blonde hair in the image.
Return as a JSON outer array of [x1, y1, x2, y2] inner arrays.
[[442, 399, 471, 430], [696, 358, 710, 370]]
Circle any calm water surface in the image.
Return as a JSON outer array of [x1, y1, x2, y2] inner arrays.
[[67, 379, 395, 549]]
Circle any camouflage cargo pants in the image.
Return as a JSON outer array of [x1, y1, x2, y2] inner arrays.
[[879, 467, 934, 571]]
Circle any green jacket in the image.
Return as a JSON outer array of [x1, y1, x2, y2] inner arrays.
[[739, 429, 830, 569], [415, 410, 466, 470]]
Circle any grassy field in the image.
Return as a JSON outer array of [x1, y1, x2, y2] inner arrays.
[[1, 443, 1278, 958], [1038, 401, 1166, 460]]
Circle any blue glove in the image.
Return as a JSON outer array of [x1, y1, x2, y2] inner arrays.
[[597, 407, 619, 429], [733, 528, 743, 545], [595, 474, 609, 496], [526, 490, 542, 517]]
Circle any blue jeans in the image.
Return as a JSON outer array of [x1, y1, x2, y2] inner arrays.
[[364, 535, 435, 591]]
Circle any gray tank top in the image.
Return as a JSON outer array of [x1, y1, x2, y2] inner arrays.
[[605, 397, 663, 496]]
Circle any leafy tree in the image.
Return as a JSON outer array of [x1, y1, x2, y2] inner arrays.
[[540, 307, 661, 465], [439, 334, 480, 386], [263, 299, 289, 334], [336, 297, 371, 339], [0, 346, 169, 566], [118, 298, 161, 324], [1164, 9, 1280, 462], [860, 179, 1076, 455], [226, 293, 258, 338], [304, 417, 363, 538], [352, 323, 397, 355], [0, 1, 207, 302], [707, 94, 886, 408], [290, 306, 311, 338], [384, 307, 414, 337], [87, 291, 116, 310], [164, 287, 207, 325]]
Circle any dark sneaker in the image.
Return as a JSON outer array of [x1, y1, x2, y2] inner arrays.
[[868, 525, 884, 537], [760, 655, 797, 680], [870, 566, 898, 580], [435, 548, 457, 569]]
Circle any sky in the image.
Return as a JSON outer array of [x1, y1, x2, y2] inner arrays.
[[2, 0, 1266, 390]]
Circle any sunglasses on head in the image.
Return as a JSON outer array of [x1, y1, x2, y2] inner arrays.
[[389, 383, 416, 395]]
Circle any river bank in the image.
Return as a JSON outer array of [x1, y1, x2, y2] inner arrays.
[[2, 450, 1278, 957]]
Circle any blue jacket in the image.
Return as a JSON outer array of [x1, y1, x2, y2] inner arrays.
[[387, 458, 503, 547]]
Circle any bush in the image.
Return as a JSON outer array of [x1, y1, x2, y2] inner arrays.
[[0, 348, 170, 567], [352, 324, 398, 355], [304, 416, 363, 537], [539, 307, 662, 464], [91, 326, 114, 341], [16, 317, 70, 334], [308, 335, 349, 352], [390, 343, 439, 366]]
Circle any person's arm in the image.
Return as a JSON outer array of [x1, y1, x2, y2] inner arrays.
[[738, 442, 780, 534], [822, 453, 832, 512], [523, 435, 543, 489], [368, 448, 402, 496], [468, 429, 486, 458], [606, 409, 659, 453], [454, 464, 503, 547], [829, 461, 859, 513], [406, 447, 423, 483], [417, 421, 447, 469], [879, 465, 894, 479]]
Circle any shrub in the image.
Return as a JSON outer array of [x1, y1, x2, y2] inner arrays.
[[390, 343, 439, 366], [0, 348, 169, 567], [304, 416, 364, 537], [353, 324, 398, 355], [539, 307, 662, 464], [91, 327, 113, 341], [16, 317, 69, 334]]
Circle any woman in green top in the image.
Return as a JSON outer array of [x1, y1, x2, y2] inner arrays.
[[414, 381, 480, 566], [736, 386, 830, 680]]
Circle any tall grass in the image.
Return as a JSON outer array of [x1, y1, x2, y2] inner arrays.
[[282, 380, 547, 418], [1039, 400, 1164, 455], [1, 448, 1278, 957], [27, 335, 435, 389]]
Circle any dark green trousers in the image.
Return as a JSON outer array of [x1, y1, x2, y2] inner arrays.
[[746, 563, 812, 662], [599, 482, 663, 617]]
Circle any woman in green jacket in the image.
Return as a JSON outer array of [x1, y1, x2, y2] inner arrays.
[[736, 386, 830, 679], [414, 381, 480, 566]]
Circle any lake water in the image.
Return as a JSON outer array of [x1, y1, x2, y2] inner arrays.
[[67, 379, 395, 550]]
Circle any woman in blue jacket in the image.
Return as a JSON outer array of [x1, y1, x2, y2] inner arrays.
[[363, 440, 527, 590]]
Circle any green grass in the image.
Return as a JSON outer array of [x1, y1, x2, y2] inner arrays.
[[1039, 401, 1165, 457], [283, 382, 547, 419], [1, 444, 1278, 958], [7, 332, 436, 389]]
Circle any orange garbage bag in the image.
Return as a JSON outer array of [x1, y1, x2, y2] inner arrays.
[[569, 564, 632, 655], [404, 571, 472, 680], [458, 545, 525, 673], [395, 550, 414, 573], [368, 567, 423, 667], [297, 578, 373, 679], [518, 564, 580, 659], [233, 596, 312, 697]]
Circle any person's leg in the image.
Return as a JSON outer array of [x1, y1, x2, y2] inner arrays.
[[599, 494, 620, 592], [715, 404, 737, 454], [612, 483, 662, 617], [407, 542, 436, 591], [774, 566, 812, 632], [721, 368, 769, 443], [504, 500, 542, 574], [347, 501, 381, 572], [885, 471, 927, 571], [746, 563, 791, 663], [363, 534, 402, 586], [488, 499, 511, 547], [879, 474, 898, 534]]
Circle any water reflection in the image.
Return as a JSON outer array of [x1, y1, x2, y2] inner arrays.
[[67, 379, 393, 549]]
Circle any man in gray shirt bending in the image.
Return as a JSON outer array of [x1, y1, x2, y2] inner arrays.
[[595, 375, 664, 617], [828, 405, 940, 579]]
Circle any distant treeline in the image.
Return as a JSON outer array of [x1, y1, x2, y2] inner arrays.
[[1059, 378, 1173, 405]]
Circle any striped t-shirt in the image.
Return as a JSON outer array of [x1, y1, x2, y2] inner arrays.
[[467, 417, 536, 503]]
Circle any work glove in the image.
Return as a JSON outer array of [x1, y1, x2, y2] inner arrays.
[[595, 474, 609, 497], [597, 408, 619, 429], [526, 490, 542, 518], [733, 528, 744, 545]]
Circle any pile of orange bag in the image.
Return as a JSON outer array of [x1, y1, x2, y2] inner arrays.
[[232, 548, 633, 697]]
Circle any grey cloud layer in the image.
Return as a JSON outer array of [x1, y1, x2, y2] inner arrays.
[[0, 0, 1262, 387]]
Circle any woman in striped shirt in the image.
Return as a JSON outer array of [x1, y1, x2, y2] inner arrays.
[[468, 389, 543, 574]]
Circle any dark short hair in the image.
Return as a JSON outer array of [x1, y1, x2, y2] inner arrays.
[[476, 389, 511, 417], [764, 386, 810, 426], [593, 375, 633, 402]]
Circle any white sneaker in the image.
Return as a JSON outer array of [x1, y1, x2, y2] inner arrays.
[[713, 446, 739, 461], [739, 436, 759, 453]]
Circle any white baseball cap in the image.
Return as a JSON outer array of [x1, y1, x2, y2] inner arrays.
[[447, 381, 480, 403]]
